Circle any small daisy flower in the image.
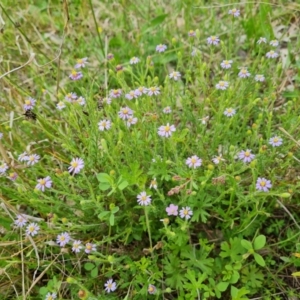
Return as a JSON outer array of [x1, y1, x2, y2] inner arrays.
[[148, 284, 157, 294], [137, 191, 152, 206], [45, 292, 57, 300], [238, 67, 251, 78], [8, 172, 18, 181], [163, 106, 172, 114], [126, 116, 138, 127], [14, 214, 27, 228], [72, 240, 83, 253], [98, 120, 111, 131], [85, 242, 96, 253], [200, 116, 209, 124], [130, 57, 140, 64], [224, 108, 236, 117], [102, 97, 112, 105], [104, 279, 117, 293], [35, 176, 52, 192], [188, 30, 196, 37], [69, 70, 83, 80], [255, 74, 265, 82], [169, 71, 181, 81], [257, 37, 267, 44], [186, 155, 202, 169], [150, 178, 157, 189], [266, 50, 279, 58], [74, 57, 88, 69], [212, 155, 225, 164], [56, 101, 66, 110], [158, 123, 176, 138], [135, 86, 148, 96], [125, 90, 138, 100], [0, 162, 9, 174], [56, 232, 70, 247], [18, 152, 28, 162], [207, 36, 220, 45], [118, 106, 133, 120], [76, 96, 85, 106], [269, 40, 279, 47], [65, 92, 77, 102], [26, 223, 40, 236], [216, 80, 229, 90], [24, 97, 36, 111], [109, 89, 122, 98], [166, 204, 178, 216], [26, 154, 40, 166], [147, 86, 160, 96], [269, 136, 283, 147], [179, 206, 193, 220], [220, 60, 233, 69], [68, 158, 84, 174], [238, 149, 255, 163], [228, 8, 240, 17], [256, 177, 272, 192], [156, 44, 167, 53]]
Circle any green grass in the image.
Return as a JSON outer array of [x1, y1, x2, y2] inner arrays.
[[1, 0, 300, 299]]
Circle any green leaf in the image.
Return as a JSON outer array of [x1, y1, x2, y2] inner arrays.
[[241, 239, 253, 250], [96, 173, 112, 183], [254, 253, 265, 267], [253, 235, 266, 250], [109, 214, 115, 226], [150, 14, 168, 27], [118, 180, 129, 190], [217, 281, 229, 292], [99, 182, 111, 191], [91, 267, 98, 278], [98, 211, 110, 220], [84, 262, 95, 271], [111, 206, 119, 214]]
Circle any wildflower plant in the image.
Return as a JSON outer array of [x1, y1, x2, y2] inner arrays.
[[1, 1, 299, 299]]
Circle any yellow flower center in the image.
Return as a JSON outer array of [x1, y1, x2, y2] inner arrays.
[[123, 109, 128, 114], [40, 179, 46, 185], [71, 162, 78, 168], [260, 181, 266, 187], [25, 100, 31, 105], [60, 236, 65, 241], [165, 126, 170, 132], [77, 59, 83, 64], [184, 210, 188, 215], [86, 244, 92, 250], [274, 138, 278, 142], [71, 70, 77, 76], [211, 36, 216, 40], [191, 158, 197, 164], [244, 151, 250, 157]]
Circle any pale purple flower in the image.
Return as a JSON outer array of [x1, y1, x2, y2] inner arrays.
[[68, 158, 84, 174], [228, 8, 240, 17], [224, 108, 236, 117], [118, 107, 133, 120], [24, 97, 36, 111], [166, 204, 178, 216], [238, 149, 255, 163], [255, 74, 265, 82], [158, 123, 176, 138], [269, 136, 283, 147], [26, 154, 40, 166], [45, 292, 57, 300], [179, 206, 193, 220], [56, 101, 66, 110], [257, 37, 267, 44], [98, 120, 111, 131], [85, 242, 96, 253], [147, 86, 160, 96], [169, 71, 181, 81], [156, 44, 167, 53], [102, 97, 112, 105], [69, 70, 83, 80], [148, 284, 157, 294], [76, 96, 85, 106], [135, 86, 148, 96], [238, 67, 251, 78], [104, 279, 117, 293], [212, 155, 225, 164], [207, 36, 220, 45], [35, 176, 52, 192], [74, 57, 88, 69], [163, 106, 172, 114], [269, 40, 279, 47], [26, 223, 40, 236], [188, 30, 196, 37], [56, 232, 70, 247], [72, 240, 83, 253], [130, 57, 140, 64], [109, 89, 122, 98], [216, 81, 229, 90], [8, 172, 18, 181], [125, 90, 138, 100], [137, 191, 151, 206], [65, 92, 77, 102], [18, 152, 28, 162], [256, 177, 272, 192], [14, 214, 27, 228], [126, 116, 138, 127], [186, 155, 202, 169], [150, 178, 157, 189], [0, 162, 9, 174], [266, 50, 279, 58], [220, 60, 233, 69]]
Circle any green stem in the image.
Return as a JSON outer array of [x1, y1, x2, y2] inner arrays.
[[144, 207, 153, 255]]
